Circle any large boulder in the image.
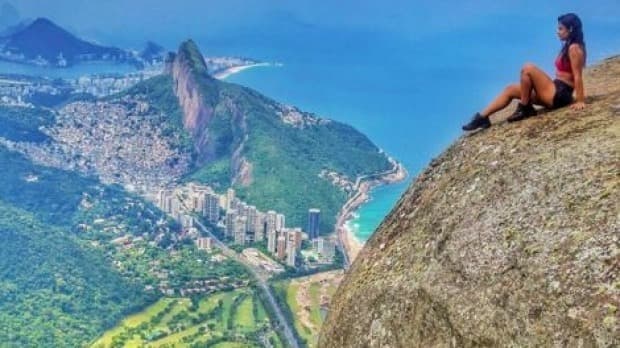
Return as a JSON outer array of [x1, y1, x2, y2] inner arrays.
[[319, 56, 620, 347]]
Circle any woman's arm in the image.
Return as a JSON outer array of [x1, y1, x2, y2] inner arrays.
[[569, 43, 586, 110]]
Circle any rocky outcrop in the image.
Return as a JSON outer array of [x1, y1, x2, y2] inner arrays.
[[319, 56, 620, 347], [169, 40, 218, 163], [168, 40, 252, 185]]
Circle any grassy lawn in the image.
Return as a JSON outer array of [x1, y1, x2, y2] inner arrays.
[[253, 294, 268, 323], [91, 289, 274, 348], [308, 283, 323, 327], [234, 296, 256, 330], [149, 322, 210, 347], [220, 291, 240, 329], [92, 298, 175, 347], [272, 272, 343, 348], [211, 342, 255, 348]]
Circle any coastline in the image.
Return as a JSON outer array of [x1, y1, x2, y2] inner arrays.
[[336, 157, 408, 266], [213, 62, 273, 79]]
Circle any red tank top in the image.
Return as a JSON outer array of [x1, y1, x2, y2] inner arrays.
[[555, 54, 571, 73]]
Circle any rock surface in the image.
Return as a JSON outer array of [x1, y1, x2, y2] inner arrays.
[[169, 40, 218, 163], [319, 56, 620, 347]]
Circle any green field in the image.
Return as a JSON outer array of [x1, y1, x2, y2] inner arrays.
[[272, 273, 342, 348], [91, 289, 280, 348]]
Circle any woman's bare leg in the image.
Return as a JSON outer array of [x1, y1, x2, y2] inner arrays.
[[480, 84, 520, 117], [519, 63, 556, 107], [480, 62, 555, 117]]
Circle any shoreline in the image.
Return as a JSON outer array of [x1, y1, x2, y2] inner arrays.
[[213, 62, 273, 79], [336, 157, 408, 266]]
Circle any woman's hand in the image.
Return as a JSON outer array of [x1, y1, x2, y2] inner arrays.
[[570, 101, 586, 111]]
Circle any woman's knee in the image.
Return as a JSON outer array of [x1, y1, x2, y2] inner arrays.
[[521, 62, 537, 74], [504, 84, 520, 97]]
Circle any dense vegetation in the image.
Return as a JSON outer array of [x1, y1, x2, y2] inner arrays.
[[0, 201, 152, 347], [0, 145, 154, 346], [0, 144, 251, 346], [0, 105, 55, 142]]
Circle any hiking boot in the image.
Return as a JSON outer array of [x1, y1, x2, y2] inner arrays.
[[507, 102, 537, 122], [462, 112, 491, 131]]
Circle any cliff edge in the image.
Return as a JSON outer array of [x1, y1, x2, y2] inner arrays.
[[319, 56, 620, 347]]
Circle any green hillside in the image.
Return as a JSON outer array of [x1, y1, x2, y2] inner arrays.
[[0, 201, 151, 347], [0, 145, 156, 346], [0, 105, 54, 143], [126, 41, 392, 232]]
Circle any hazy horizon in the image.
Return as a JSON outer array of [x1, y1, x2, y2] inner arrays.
[[3, 1, 620, 55]]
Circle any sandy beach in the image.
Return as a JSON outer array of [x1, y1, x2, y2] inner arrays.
[[336, 158, 408, 266], [213, 62, 272, 79]]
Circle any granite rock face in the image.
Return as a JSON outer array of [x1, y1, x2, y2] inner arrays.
[[169, 40, 219, 163], [319, 56, 620, 348]]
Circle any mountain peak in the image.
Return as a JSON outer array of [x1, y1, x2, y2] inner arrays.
[[1, 17, 134, 67], [25, 17, 69, 36], [176, 39, 209, 74], [31, 17, 55, 27]]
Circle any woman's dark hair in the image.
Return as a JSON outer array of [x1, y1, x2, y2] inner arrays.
[[558, 13, 586, 65]]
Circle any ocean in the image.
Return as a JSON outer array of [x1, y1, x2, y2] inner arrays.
[[3, 1, 619, 244], [217, 5, 620, 243]]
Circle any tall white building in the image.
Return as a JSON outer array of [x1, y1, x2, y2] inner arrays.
[[157, 189, 171, 209], [204, 193, 220, 223], [286, 243, 296, 267], [225, 210, 237, 237], [276, 213, 286, 232], [226, 188, 235, 210], [267, 228, 277, 253], [277, 234, 287, 259], [266, 210, 277, 235], [292, 227, 303, 249], [237, 202, 249, 221], [218, 194, 227, 211], [246, 205, 257, 233], [234, 216, 247, 245], [254, 212, 265, 241]]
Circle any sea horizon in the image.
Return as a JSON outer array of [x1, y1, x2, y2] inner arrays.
[[2, 1, 618, 246]]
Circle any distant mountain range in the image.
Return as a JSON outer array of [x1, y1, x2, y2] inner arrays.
[[0, 17, 140, 67], [139, 40, 167, 64]]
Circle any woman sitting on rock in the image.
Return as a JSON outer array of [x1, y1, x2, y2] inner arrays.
[[462, 13, 587, 131]]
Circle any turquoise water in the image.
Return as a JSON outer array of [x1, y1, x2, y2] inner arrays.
[[220, 8, 619, 243], [345, 181, 409, 242]]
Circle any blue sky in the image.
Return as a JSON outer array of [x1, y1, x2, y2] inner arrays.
[[4, 1, 619, 50]]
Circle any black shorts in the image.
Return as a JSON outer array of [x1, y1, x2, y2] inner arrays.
[[552, 79, 574, 109]]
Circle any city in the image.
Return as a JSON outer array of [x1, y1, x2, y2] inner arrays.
[[154, 183, 337, 273]]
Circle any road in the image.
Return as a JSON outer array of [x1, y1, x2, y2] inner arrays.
[[193, 219, 300, 348], [335, 157, 404, 270]]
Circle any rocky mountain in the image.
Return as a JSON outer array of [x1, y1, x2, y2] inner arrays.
[[319, 56, 620, 347], [0, 17, 137, 67], [125, 39, 395, 232], [140, 40, 166, 64]]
